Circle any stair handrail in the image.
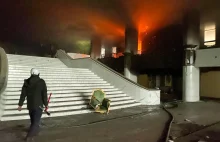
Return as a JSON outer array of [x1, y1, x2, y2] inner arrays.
[[0, 47, 8, 119]]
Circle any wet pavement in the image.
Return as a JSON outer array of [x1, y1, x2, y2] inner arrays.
[[0, 105, 171, 142], [167, 101, 220, 141], [1, 101, 220, 142], [176, 123, 220, 142]]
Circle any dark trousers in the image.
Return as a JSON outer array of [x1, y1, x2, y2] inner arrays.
[[26, 108, 43, 138]]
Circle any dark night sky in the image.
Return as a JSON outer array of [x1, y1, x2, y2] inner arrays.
[[0, 0, 198, 49]]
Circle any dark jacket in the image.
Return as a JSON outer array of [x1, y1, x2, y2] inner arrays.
[[18, 75, 48, 110]]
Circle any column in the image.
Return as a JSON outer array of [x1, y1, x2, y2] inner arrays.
[[182, 10, 200, 102], [90, 36, 101, 59], [124, 27, 138, 82], [155, 75, 161, 88], [102, 39, 113, 58], [215, 20, 220, 47], [125, 27, 138, 54]]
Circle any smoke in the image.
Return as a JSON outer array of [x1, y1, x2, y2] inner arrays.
[[0, 0, 195, 46]]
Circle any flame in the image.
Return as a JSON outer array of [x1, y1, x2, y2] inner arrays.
[[137, 38, 142, 54], [121, 0, 192, 52]]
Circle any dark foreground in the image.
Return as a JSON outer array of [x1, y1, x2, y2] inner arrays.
[[1, 101, 220, 142], [0, 106, 170, 142], [168, 100, 220, 142]]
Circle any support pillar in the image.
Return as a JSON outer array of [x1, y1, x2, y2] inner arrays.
[[183, 10, 200, 102], [183, 48, 200, 102], [124, 53, 137, 82], [124, 27, 138, 82], [155, 75, 161, 88], [90, 36, 101, 59], [125, 27, 138, 54], [102, 39, 113, 58]]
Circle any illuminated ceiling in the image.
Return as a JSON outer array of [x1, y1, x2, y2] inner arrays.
[[0, 0, 195, 46]]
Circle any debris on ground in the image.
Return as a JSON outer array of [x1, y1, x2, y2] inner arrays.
[[184, 118, 196, 124], [206, 136, 209, 139], [169, 135, 177, 140], [184, 119, 192, 122]]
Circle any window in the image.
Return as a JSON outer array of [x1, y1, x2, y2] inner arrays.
[[101, 47, 105, 58], [137, 50, 141, 55], [112, 47, 117, 58], [204, 23, 216, 47], [112, 47, 117, 54]]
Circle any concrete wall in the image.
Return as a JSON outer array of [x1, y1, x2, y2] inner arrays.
[[198, 49, 220, 99], [198, 3, 220, 98], [195, 48, 220, 67]]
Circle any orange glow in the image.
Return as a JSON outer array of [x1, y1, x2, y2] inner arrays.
[[47, 4, 125, 40], [123, 0, 189, 31], [30, 0, 195, 50], [112, 53, 117, 58], [121, 0, 192, 51], [112, 53, 124, 58], [137, 38, 142, 54]]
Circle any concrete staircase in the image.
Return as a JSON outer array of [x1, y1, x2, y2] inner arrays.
[[1, 54, 141, 121]]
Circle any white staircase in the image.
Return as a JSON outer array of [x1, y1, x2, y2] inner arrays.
[[1, 54, 141, 121]]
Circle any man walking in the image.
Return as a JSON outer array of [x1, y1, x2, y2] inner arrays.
[[18, 68, 48, 141]]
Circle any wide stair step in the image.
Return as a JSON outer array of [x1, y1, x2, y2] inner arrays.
[[7, 54, 67, 67], [1, 103, 141, 121], [0, 54, 141, 121]]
